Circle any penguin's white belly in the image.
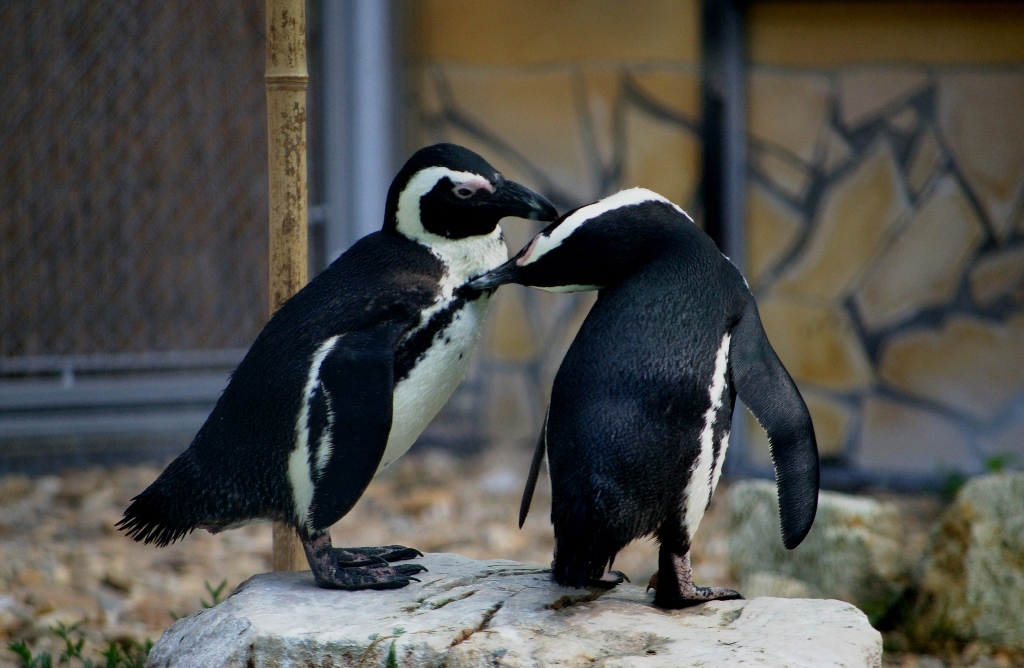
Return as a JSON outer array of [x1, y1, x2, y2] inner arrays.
[[377, 296, 491, 472]]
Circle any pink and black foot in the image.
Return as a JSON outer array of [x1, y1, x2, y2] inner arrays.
[[301, 532, 427, 590], [649, 536, 741, 609]]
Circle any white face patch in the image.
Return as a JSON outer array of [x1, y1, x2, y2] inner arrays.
[[683, 332, 731, 538], [395, 166, 492, 242], [517, 187, 691, 267], [288, 335, 341, 528]]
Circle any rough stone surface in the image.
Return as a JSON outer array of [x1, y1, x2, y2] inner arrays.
[[728, 481, 912, 623], [755, 149, 813, 200], [879, 315, 1024, 422], [444, 69, 592, 203], [775, 141, 909, 301], [624, 103, 701, 207], [837, 69, 928, 130], [854, 174, 985, 330], [756, 296, 874, 391], [749, 70, 831, 164], [969, 246, 1024, 307], [631, 69, 701, 120], [938, 72, 1024, 238], [148, 553, 882, 668], [856, 398, 974, 474], [913, 473, 1024, 651], [906, 128, 943, 195], [746, 180, 804, 287]]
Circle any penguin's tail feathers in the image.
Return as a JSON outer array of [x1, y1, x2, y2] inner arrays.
[[731, 298, 820, 550], [551, 504, 623, 588], [117, 452, 208, 547]]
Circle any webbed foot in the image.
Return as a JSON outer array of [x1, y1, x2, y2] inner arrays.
[[313, 562, 428, 591], [301, 532, 428, 590], [332, 545, 424, 565], [651, 546, 743, 609]]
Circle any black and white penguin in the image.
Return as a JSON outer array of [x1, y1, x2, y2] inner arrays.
[[469, 187, 818, 609], [118, 143, 558, 590]]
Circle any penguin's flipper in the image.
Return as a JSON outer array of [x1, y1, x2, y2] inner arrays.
[[518, 408, 548, 528], [730, 298, 819, 550], [307, 321, 405, 532]]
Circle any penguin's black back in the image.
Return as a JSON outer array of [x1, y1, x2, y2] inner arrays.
[[120, 231, 444, 545], [545, 221, 748, 581]]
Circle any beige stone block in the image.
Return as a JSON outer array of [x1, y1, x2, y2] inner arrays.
[[749, 70, 831, 164], [754, 150, 812, 200], [745, 181, 803, 287], [880, 315, 1024, 422], [757, 296, 874, 392], [414, 0, 701, 66], [804, 391, 854, 460], [939, 72, 1024, 239], [582, 68, 621, 177], [970, 246, 1024, 307], [821, 128, 853, 174], [445, 68, 593, 202], [854, 175, 986, 330], [838, 69, 928, 129], [857, 397, 973, 474], [483, 286, 539, 362], [906, 128, 943, 195], [630, 68, 701, 120], [775, 141, 910, 301], [886, 107, 919, 134], [623, 103, 700, 207]]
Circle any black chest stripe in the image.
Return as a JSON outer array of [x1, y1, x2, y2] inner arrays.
[[393, 285, 485, 382]]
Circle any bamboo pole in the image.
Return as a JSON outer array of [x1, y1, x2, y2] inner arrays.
[[266, 0, 308, 572]]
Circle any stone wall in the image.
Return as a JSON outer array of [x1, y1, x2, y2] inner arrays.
[[743, 3, 1024, 479], [406, 2, 1024, 482]]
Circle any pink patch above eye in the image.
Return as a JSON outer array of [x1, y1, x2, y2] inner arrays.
[[516, 234, 544, 266]]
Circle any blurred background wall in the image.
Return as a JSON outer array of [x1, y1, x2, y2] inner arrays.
[[1, 0, 1022, 488]]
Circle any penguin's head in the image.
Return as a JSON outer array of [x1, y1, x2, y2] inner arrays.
[[469, 188, 693, 292], [384, 143, 558, 241]]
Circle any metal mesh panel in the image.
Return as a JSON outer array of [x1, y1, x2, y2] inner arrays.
[[0, 1, 269, 359]]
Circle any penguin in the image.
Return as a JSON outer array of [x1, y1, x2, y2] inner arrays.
[[118, 143, 558, 591], [468, 187, 818, 609]]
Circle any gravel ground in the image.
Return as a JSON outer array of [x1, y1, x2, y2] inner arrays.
[[0, 445, 1019, 667]]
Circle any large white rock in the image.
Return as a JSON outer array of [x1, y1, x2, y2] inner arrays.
[[147, 553, 881, 667]]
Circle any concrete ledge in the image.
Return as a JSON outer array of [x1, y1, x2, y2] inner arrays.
[[148, 553, 882, 667]]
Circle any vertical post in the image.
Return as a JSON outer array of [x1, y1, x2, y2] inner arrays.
[[266, 0, 308, 571], [701, 0, 749, 474]]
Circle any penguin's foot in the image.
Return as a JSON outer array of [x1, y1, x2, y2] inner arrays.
[[653, 580, 743, 609], [334, 545, 424, 564], [301, 532, 427, 590], [587, 570, 629, 590], [312, 562, 428, 591], [651, 549, 743, 610]]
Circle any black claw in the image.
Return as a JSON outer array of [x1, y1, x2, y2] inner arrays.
[[394, 563, 428, 576]]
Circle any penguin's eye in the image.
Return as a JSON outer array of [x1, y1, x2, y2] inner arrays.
[[453, 185, 476, 200]]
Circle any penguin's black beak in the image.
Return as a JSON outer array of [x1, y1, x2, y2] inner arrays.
[[468, 260, 519, 291], [489, 180, 558, 222]]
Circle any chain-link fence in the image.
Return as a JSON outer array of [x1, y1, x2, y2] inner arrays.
[[1, 1, 269, 361]]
